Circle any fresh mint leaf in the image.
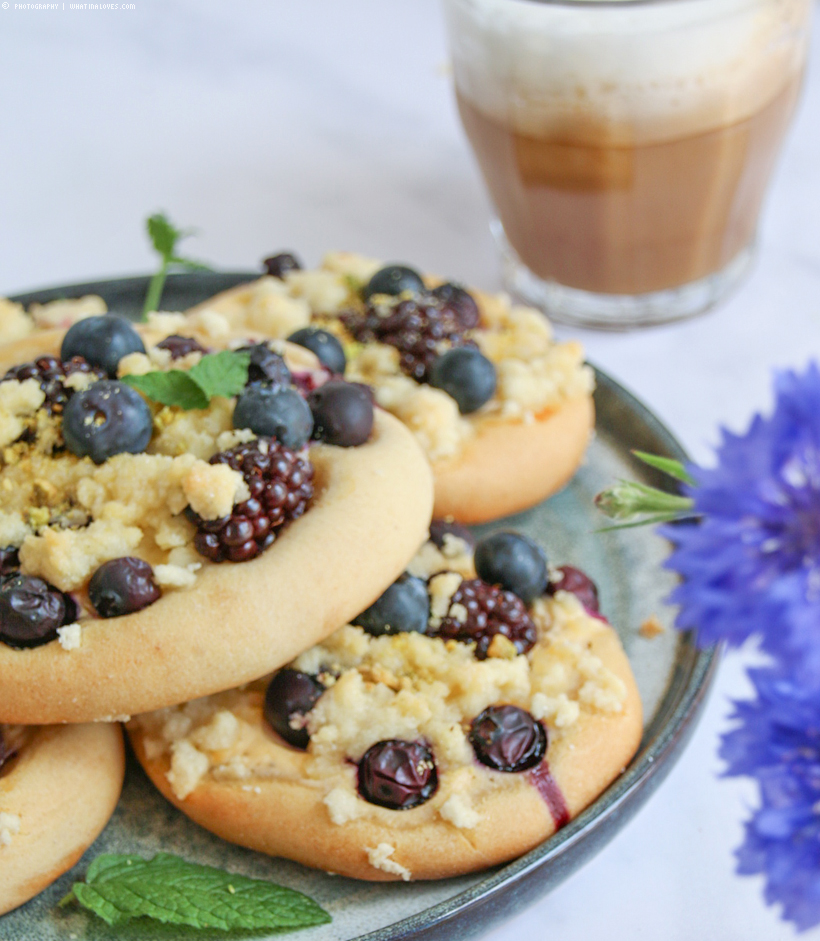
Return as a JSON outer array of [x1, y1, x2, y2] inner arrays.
[[188, 349, 251, 400], [63, 852, 331, 932], [143, 212, 211, 319], [147, 213, 185, 259], [121, 350, 249, 411], [631, 450, 696, 486], [122, 370, 209, 410]]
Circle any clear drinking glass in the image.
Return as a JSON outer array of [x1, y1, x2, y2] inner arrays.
[[443, 0, 812, 329]]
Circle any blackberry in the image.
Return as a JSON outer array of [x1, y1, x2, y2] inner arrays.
[[156, 335, 209, 359], [341, 298, 475, 382], [431, 282, 480, 329], [263, 252, 302, 279], [189, 438, 314, 563], [546, 565, 600, 613], [3, 355, 105, 416], [432, 577, 537, 660]]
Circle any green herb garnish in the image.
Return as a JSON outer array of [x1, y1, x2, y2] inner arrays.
[[60, 852, 331, 932], [122, 349, 250, 410], [143, 213, 211, 319]]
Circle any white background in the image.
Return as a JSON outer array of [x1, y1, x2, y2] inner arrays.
[[1, 2, 819, 938]]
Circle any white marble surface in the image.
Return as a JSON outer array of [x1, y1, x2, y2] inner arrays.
[[1, 1, 819, 938]]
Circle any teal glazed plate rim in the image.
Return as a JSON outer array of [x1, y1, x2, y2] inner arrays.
[[5, 273, 719, 941]]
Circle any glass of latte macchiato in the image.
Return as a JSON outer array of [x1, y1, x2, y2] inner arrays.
[[443, 0, 812, 329]]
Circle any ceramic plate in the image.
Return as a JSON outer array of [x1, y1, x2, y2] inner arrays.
[[3, 273, 718, 941]]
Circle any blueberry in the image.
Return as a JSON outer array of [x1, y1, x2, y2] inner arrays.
[[363, 265, 425, 300], [546, 565, 600, 613], [308, 380, 373, 447], [238, 343, 292, 388], [233, 386, 313, 449], [263, 252, 302, 279], [470, 705, 546, 773], [474, 532, 548, 605], [431, 282, 480, 329], [0, 547, 20, 576], [88, 557, 161, 618], [0, 575, 73, 648], [264, 669, 324, 749], [428, 519, 474, 551], [156, 335, 208, 360], [358, 739, 438, 810], [287, 327, 346, 375], [353, 574, 429, 636], [62, 380, 153, 464], [428, 347, 496, 414], [60, 315, 145, 378]]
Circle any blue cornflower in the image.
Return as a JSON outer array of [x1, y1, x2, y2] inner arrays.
[[721, 666, 820, 931], [663, 364, 820, 668]]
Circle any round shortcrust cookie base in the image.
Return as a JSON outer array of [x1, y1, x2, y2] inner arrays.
[[185, 280, 594, 524], [129, 623, 642, 882], [0, 334, 434, 724], [433, 395, 594, 524], [0, 723, 124, 915]]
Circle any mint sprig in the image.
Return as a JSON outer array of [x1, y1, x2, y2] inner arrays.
[[122, 350, 250, 410], [143, 213, 211, 319], [61, 852, 331, 932]]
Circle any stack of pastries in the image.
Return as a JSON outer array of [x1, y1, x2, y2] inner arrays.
[[0, 253, 641, 914]]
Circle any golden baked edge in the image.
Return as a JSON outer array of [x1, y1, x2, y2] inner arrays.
[[129, 624, 641, 882], [0, 333, 434, 724], [185, 278, 595, 525], [0, 723, 125, 915], [432, 395, 594, 524]]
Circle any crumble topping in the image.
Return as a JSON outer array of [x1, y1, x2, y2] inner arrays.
[[57, 623, 82, 651], [0, 812, 20, 847], [365, 843, 411, 881], [132, 539, 627, 831], [439, 792, 480, 829], [3, 448, 245, 592], [0, 295, 107, 344], [0, 330, 319, 632], [184, 252, 594, 465]]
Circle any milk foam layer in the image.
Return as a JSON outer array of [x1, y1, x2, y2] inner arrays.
[[445, 0, 812, 145]]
